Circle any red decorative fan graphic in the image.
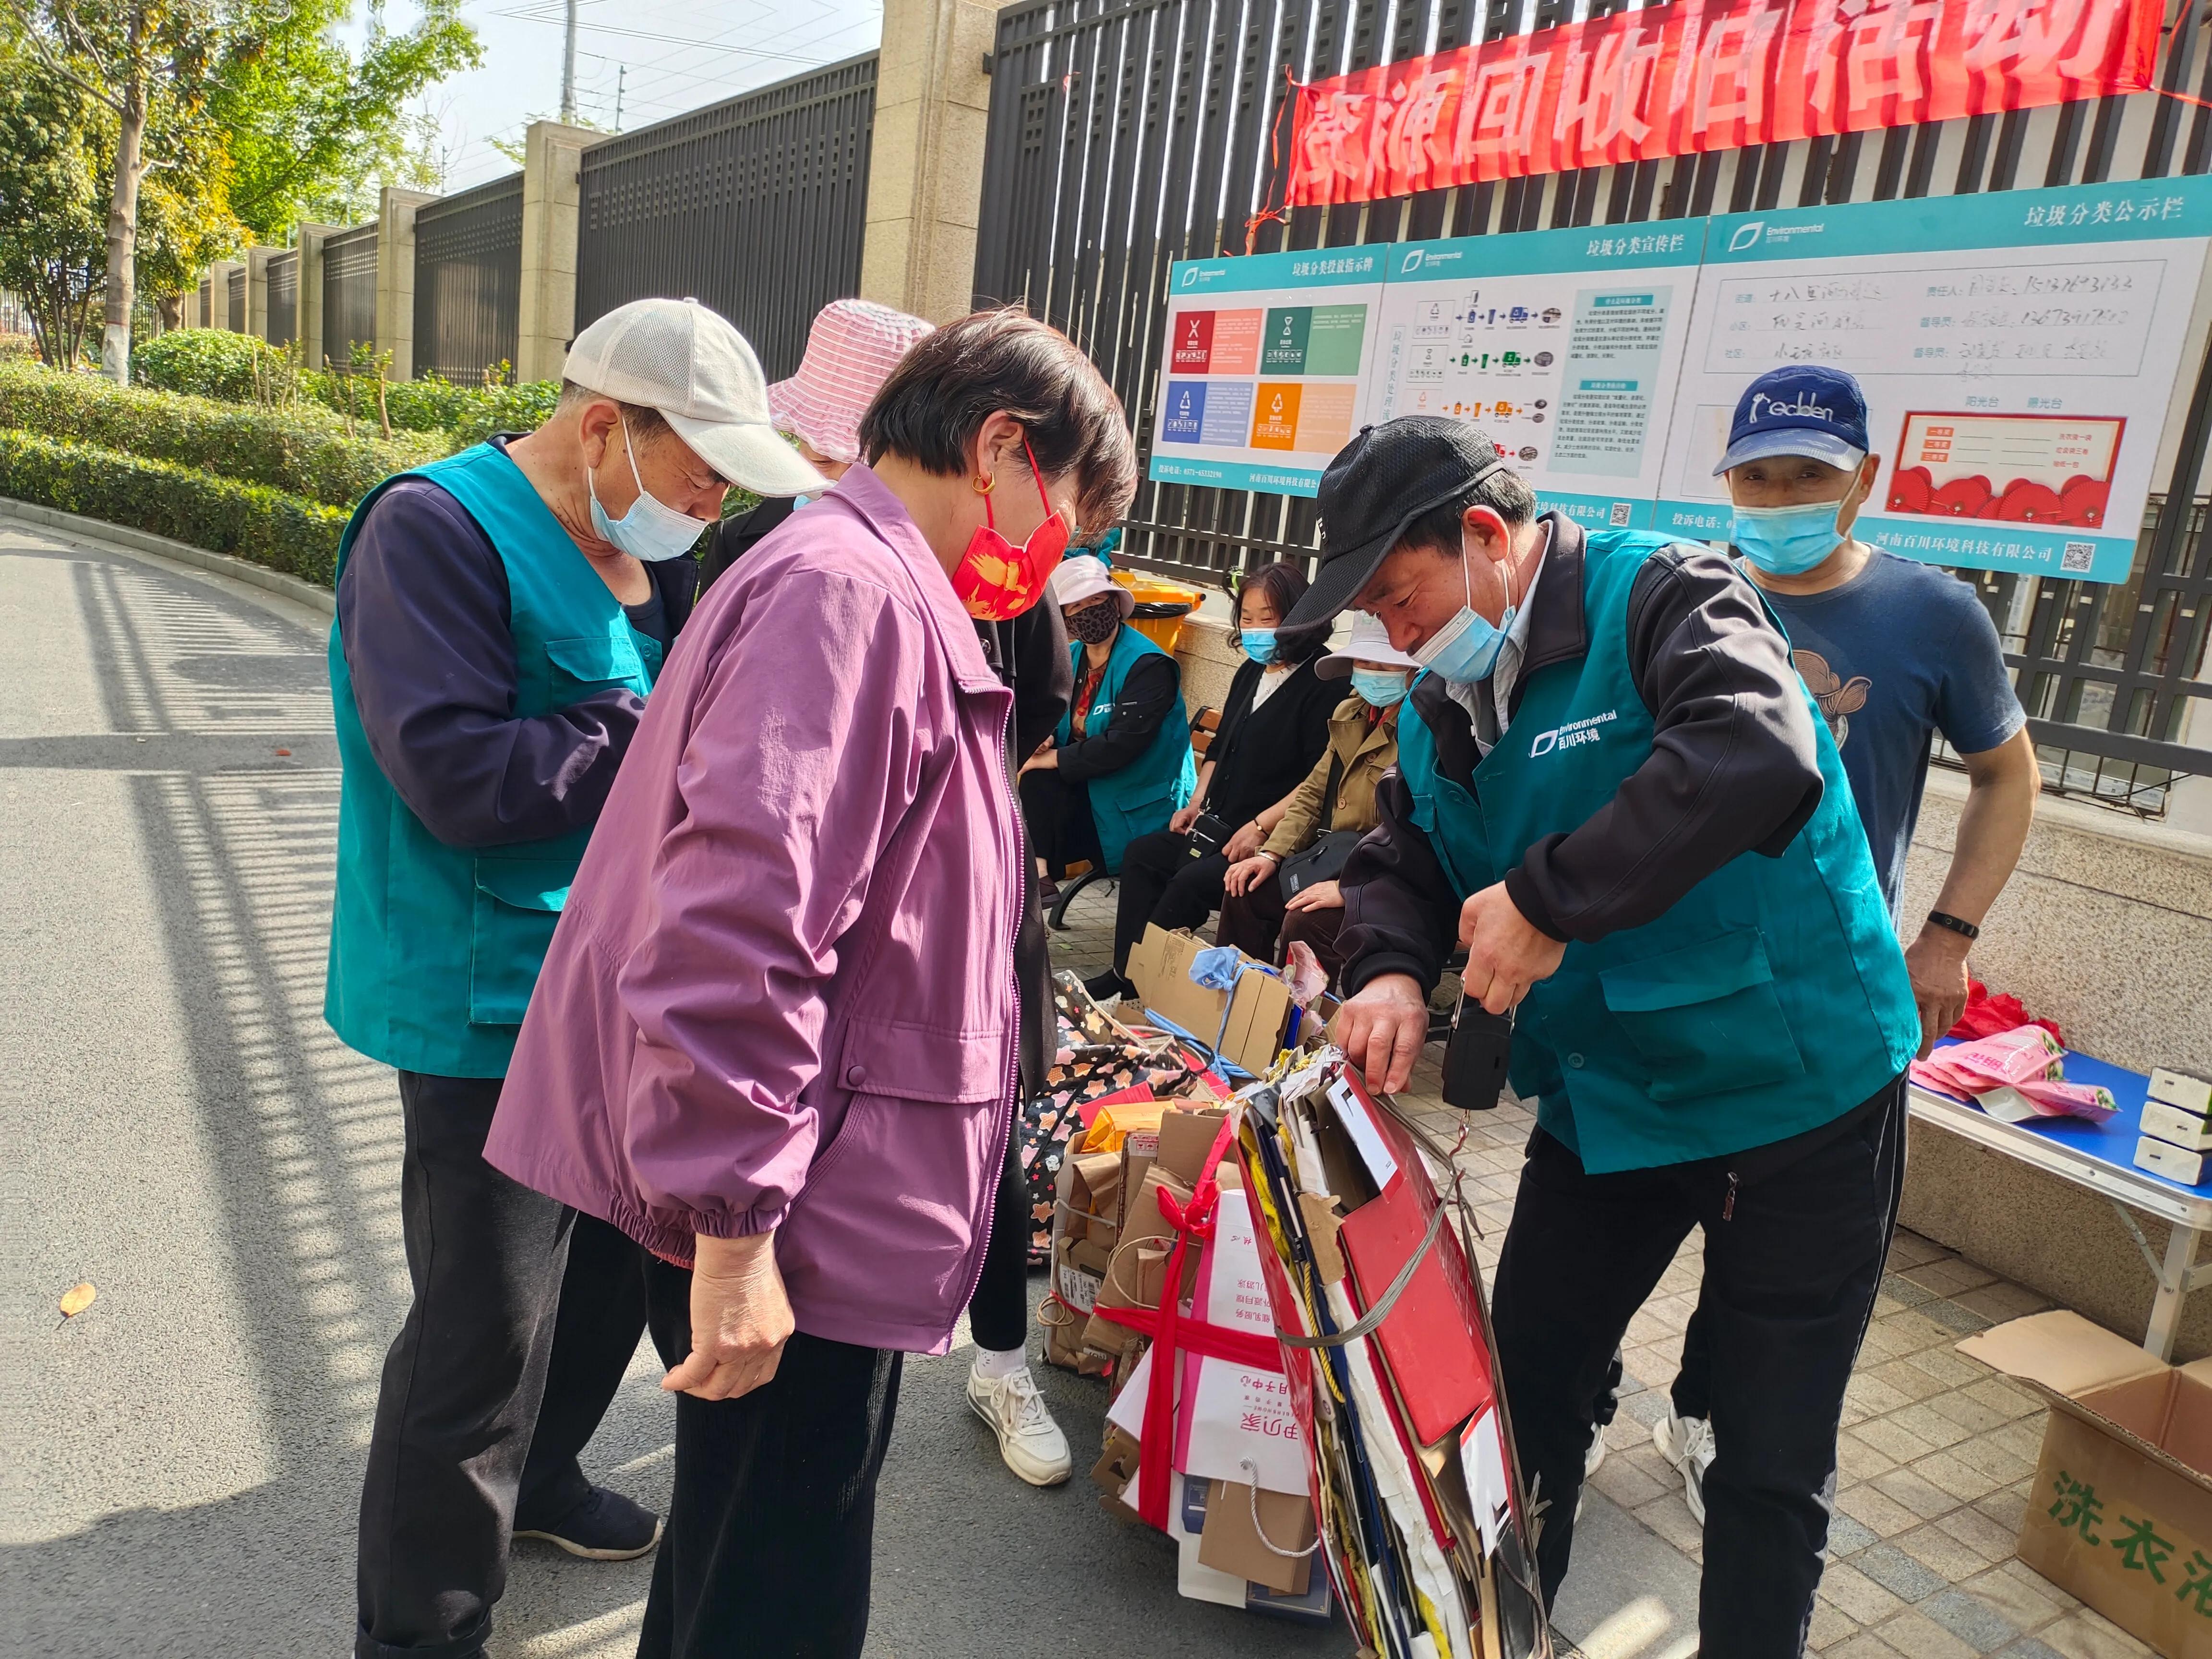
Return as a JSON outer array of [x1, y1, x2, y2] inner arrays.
[[1885, 413, 2122, 530]]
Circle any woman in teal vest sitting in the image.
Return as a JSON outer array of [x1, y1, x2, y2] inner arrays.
[[1019, 553, 1194, 892]]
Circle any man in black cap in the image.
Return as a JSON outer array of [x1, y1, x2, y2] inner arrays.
[[1289, 417, 1919, 1655]]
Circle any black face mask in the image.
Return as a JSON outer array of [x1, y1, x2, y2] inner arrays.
[[1067, 602, 1120, 646]]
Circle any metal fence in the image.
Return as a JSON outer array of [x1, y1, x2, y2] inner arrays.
[[974, 0, 2212, 802], [321, 223, 380, 366], [266, 250, 298, 348], [196, 278, 212, 330], [413, 173, 523, 385], [225, 267, 245, 333], [576, 52, 879, 380]]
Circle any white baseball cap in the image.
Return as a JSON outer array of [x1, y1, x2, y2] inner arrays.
[[564, 298, 829, 497], [1316, 612, 1420, 679], [1046, 554, 1134, 619]]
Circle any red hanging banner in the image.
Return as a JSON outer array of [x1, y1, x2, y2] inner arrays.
[[1286, 0, 2164, 210]]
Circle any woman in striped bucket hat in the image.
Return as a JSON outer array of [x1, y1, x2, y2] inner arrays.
[[699, 298, 935, 588]]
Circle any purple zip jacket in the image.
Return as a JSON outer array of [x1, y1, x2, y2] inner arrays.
[[484, 463, 1022, 1356]]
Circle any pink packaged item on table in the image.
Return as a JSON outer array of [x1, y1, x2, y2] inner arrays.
[[1909, 1028, 2116, 1125]]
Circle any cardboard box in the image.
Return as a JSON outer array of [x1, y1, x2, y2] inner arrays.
[[2147, 1102, 2212, 1151], [2153, 1070, 2212, 1116], [2137, 1137, 2210, 1187], [1125, 926, 1293, 1076], [1959, 1310, 2212, 1657]]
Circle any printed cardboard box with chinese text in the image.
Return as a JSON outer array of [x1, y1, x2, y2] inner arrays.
[[1961, 1310, 2212, 1657]]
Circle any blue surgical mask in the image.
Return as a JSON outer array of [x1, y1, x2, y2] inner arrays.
[[1414, 543, 1514, 687], [589, 414, 710, 562], [1350, 668, 1408, 708], [1240, 627, 1279, 665], [1731, 500, 1846, 576]]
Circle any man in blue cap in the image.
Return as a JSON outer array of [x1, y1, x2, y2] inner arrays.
[[1291, 416, 1919, 1654], [1646, 365, 2038, 1523]]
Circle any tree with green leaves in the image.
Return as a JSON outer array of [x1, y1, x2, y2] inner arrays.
[[215, 0, 478, 241], [0, 35, 107, 367], [2, 0, 478, 384]]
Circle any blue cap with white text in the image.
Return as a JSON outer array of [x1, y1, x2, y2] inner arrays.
[[1713, 365, 1871, 475]]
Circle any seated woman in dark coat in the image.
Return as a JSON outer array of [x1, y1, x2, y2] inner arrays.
[[1082, 559, 1336, 1003]]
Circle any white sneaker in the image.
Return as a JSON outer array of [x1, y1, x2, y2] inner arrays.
[[967, 1363, 1072, 1487], [1585, 1427, 1609, 1479], [1652, 1407, 1715, 1526]]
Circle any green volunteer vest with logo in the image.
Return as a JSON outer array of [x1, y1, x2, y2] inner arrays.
[[1057, 621, 1197, 874], [1395, 528, 1916, 1174], [324, 443, 662, 1078]]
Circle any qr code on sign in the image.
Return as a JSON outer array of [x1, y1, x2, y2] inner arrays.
[[1609, 502, 1633, 526], [2061, 541, 2095, 573]]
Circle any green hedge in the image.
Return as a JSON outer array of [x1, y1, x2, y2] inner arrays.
[[313, 369, 562, 444], [132, 328, 278, 402], [137, 327, 561, 443], [0, 429, 348, 587], [0, 361, 442, 508]]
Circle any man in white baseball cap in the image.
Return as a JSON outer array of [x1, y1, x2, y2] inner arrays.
[[333, 297, 821, 1659]]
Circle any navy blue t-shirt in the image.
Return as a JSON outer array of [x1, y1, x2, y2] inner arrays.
[[1758, 552, 2025, 922]]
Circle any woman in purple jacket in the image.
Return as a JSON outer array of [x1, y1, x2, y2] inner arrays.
[[484, 310, 1135, 1658]]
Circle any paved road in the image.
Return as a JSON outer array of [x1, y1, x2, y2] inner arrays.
[[4, 518, 1358, 1658]]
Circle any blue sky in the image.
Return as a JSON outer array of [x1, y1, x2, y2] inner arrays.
[[358, 0, 885, 191]]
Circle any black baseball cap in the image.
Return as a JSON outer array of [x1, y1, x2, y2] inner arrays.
[[1285, 417, 1509, 628]]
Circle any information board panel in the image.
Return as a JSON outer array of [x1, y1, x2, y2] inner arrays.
[[1150, 247, 1388, 497], [1654, 176, 2212, 584], [1367, 222, 1707, 529]]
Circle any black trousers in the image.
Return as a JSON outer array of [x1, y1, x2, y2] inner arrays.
[[1671, 1082, 1911, 1424], [1491, 1077, 1906, 1659], [1110, 829, 1229, 974], [968, 1130, 1035, 1354], [356, 1071, 650, 1659], [1214, 871, 1352, 983], [639, 1261, 903, 1659], [1019, 769, 1102, 878]]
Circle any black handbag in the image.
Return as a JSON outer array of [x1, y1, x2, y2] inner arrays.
[[1275, 752, 1363, 897]]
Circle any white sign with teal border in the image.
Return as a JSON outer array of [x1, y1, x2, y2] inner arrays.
[[1150, 246, 1388, 497], [1654, 177, 2212, 584], [1369, 220, 1708, 531]]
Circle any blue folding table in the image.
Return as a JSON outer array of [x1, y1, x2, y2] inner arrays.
[[1909, 1047, 2212, 1359]]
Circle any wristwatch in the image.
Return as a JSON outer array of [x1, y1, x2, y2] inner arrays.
[[1925, 909, 1981, 942]]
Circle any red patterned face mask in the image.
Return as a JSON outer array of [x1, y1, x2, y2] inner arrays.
[[952, 436, 1069, 622]]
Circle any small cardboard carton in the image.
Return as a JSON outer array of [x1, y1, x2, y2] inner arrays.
[[1125, 926, 1293, 1076], [1959, 1310, 2212, 1657]]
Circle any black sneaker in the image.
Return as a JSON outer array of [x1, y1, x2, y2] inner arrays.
[[1082, 969, 1135, 1003], [515, 1485, 663, 1562]]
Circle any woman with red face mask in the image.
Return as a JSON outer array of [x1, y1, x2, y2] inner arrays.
[[483, 309, 1135, 1659]]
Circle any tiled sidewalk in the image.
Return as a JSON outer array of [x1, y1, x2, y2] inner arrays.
[[1046, 893, 2157, 1658]]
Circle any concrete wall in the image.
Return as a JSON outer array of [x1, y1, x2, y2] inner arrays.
[[296, 225, 340, 373], [374, 188, 440, 379], [1898, 773, 2212, 1355], [517, 121, 599, 384], [206, 262, 242, 329], [860, 0, 1008, 323], [243, 247, 276, 340]]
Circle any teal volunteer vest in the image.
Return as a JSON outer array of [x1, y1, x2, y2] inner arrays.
[[1057, 622, 1198, 874], [1396, 528, 1917, 1174], [324, 443, 662, 1078]]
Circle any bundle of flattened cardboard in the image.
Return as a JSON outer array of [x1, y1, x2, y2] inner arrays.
[[1237, 1058, 1549, 1659]]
